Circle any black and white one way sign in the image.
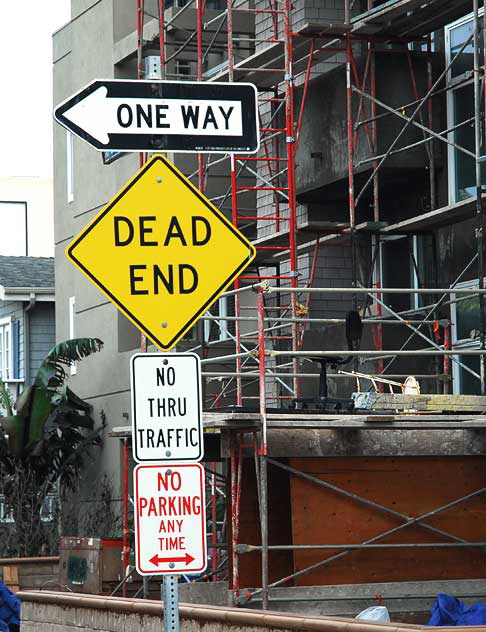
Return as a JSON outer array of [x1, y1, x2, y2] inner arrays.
[[130, 353, 203, 463], [54, 80, 259, 154]]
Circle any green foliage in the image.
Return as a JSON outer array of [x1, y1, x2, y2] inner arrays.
[[0, 378, 13, 417], [0, 338, 105, 557], [2, 337, 103, 457], [62, 474, 122, 540]]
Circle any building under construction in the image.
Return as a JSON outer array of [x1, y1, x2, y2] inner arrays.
[[53, 0, 486, 620]]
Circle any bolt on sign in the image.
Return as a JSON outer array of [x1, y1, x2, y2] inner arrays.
[[134, 463, 207, 575], [130, 353, 202, 463], [66, 154, 256, 350]]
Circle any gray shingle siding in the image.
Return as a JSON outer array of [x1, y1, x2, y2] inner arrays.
[[29, 304, 56, 384], [0, 256, 54, 289]]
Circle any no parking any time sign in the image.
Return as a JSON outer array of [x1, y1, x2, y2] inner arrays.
[[134, 463, 207, 575]]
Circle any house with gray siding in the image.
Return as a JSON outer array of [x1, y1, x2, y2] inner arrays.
[[0, 256, 55, 408]]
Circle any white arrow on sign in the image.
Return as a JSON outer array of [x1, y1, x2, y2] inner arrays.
[[54, 79, 259, 153], [59, 85, 243, 145]]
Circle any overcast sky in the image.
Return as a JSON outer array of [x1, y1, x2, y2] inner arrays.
[[0, 1, 71, 178]]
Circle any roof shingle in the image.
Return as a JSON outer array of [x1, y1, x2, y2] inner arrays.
[[0, 256, 54, 289]]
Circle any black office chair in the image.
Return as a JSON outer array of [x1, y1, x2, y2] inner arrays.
[[291, 310, 363, 411]]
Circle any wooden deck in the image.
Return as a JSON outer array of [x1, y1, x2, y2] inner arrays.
[[203, 411, 486, 431]]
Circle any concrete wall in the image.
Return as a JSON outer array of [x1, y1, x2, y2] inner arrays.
[[19, 591, 426, 632], [295, 52, 442, 202], [54, 0, 128, 494]]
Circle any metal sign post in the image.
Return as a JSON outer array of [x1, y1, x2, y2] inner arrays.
[[162, 575, 180, 632]]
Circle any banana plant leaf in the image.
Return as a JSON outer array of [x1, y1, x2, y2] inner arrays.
[[5, 338, 103, 456], [33, 338, 103, 390]]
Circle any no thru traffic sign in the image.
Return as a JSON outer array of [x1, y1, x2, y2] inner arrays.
[[66, 154, 255, 350], [130, 353, 202, 463], [134, 463, 207, 575]]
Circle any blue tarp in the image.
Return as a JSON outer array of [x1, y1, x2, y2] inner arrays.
[[428, 593, 486, 626], [0, 581, 20, 630]]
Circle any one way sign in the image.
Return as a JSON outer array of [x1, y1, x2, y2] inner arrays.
[[54, 80, 259, 154]]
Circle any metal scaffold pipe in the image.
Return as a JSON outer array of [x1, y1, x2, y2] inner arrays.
[[257, 286, 486, 294], [237, 542, 486, 552]]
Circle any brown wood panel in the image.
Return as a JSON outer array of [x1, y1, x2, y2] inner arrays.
[[288, 457, 486, 585], [232, 459, 293, 589], [3, 566, 19, 592]]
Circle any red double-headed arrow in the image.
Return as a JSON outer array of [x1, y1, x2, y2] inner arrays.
[[149, 552, 195, 567]]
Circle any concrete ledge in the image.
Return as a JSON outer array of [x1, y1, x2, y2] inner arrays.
[[16, 590, 445, 632]]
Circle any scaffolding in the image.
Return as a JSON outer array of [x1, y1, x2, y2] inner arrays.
[[118, 0, 486, 613]]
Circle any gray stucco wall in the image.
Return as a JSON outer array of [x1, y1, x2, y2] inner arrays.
[[54, 0, 134, 494]]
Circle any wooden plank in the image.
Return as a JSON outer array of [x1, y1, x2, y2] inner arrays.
[[203, 412, 486, 430], [360, 393, 486, 412], [3, 566, 20, 593], [235, 459, 293, 589], [289, 456, 486, 586], [205, 411, 486, 422], [265, 420, 486, 430]]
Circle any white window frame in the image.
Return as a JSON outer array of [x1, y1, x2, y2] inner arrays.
[[0, 317, 13, 382], [69, 296, 76, 375], [445, 10, 482, 205], [204, 296, 229, 342], [67, 131, 74, 203], [376, 235, 422, 313], [175, 59, 192, 79], [451, 278, 482, 393]]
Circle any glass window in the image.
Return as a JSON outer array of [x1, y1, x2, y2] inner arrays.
[[451, 280, 482, 394], [455, 294, 480, 341], [452, 85, 486, 201], [175, 60, 192, 80], [447, 12, 486, 202], [204, 296, 230, 342], [449, 19, 480, 79], [456, 353, 481, 394], [380, 235, 431, 314]]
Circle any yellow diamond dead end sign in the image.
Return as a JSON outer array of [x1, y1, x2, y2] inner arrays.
[[67, 154, 256, 350]]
